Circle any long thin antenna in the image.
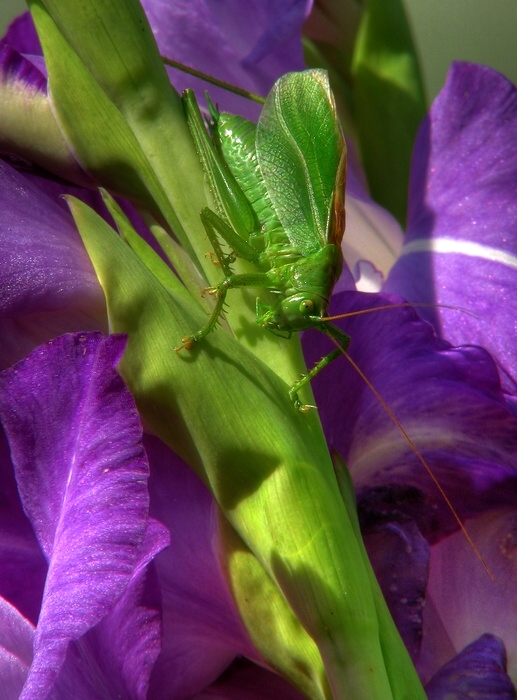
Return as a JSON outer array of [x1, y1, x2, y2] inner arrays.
[[322, 302, 478, 322], [327, 333, 495, 581], [162, 56, 266, 104]]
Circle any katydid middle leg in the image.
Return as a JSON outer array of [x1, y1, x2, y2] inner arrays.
[[175, 207, 270, 349]]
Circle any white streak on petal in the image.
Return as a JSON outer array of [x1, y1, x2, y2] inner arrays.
[[399, 238, 517, 270]]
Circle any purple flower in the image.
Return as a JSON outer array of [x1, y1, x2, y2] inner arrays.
[[140, 0, 312, 119], [385, 62, 517, 399], [1, 3, 517, 698], [306, 61, 517, 695], [0, 332, 269, 699], [0, 160, 107, 370], [0, 333, 169, 698]]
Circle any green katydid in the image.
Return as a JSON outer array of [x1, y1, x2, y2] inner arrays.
[[171, 66, 492, 573], [175, 68, 350, 411]]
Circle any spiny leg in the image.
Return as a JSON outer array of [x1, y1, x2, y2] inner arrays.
[[201, 207, 259, 276], [176, 209, 243, 350], [176, 208, 271, 350], [289, 323, 350, 411], [201, 213, 235, 277], [175, 284, 230, 350]]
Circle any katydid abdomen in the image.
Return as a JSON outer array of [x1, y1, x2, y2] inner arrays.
[[211, 111, 282, 237]]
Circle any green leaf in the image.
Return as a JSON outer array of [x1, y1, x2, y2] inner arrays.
[[333, 454, 429, 699], [218, 514, 331, 700], [0, 66, 88, 187], [99, 189, 206, 307], [351, 0, 427, 227], [27, 0, 209, 268], [69, 196, 426, 699]]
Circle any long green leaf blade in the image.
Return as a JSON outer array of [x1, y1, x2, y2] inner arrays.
[[352, 0, 427, 226], [218, 514, 331, 700], [70, 196, 427, 699], [28, 0, 209, 269]]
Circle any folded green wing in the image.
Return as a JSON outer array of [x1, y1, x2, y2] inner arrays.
[[256, 70, 347, 256]]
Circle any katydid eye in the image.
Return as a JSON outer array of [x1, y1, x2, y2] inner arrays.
[[299, 299, 314, 313]]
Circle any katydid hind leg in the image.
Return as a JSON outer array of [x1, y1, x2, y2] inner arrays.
[[201, 208, 259, 271], [183, 89, 259, 242], [174, 281, 230, 351], [175, 210, 237, 350], [175, 266, 283, 351]]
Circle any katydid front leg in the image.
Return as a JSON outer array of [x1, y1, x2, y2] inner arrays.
[[289, 323, 350, 411]]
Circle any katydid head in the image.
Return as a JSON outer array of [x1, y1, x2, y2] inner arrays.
[[259, 292, 329, 333]]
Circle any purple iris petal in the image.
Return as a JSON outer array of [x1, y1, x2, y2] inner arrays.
[[0, 38, 45, 92], [51, 519, 169, 700], [339, 193, 404, 294], [420, 509, 517, 683], [0, 24, 96, 193], [385, 62, 517, 394], [0, 332, 163, 699], [193, 658, 306, 699], [0, 13, 45, 79], [425, 634, 515, 700], [86, 519, 169, 699], [141, 0, 312, 118], [144, 435, 258, 699], [0, 161, 107, 369], [1, 13, 41, 57], [305, 291, 517, 538], [0, 597, 34, 699], [360, 512, 429, 660], [0, 426, 47, 624]]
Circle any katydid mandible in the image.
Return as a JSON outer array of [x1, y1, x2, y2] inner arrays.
[[175, 69, 349, 411]]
